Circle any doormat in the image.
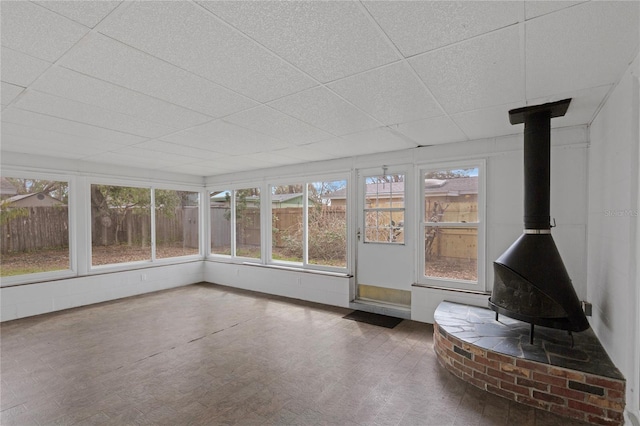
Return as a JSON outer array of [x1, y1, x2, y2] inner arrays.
[[342, 310, 403, 329]]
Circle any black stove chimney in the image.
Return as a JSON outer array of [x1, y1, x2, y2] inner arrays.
[[489, 99, 589, 340]]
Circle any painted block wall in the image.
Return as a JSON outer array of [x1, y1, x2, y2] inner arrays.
[[204, 261, 352, 309], [1, 262, 203, 322], [588, 54, 640, 424]]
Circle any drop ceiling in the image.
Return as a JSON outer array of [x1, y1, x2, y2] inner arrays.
[[1, 1, 638, 177]]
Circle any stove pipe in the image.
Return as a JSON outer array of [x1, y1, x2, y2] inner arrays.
[[489, 99, 589, 335]]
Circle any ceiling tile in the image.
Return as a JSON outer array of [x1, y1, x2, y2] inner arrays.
[[270, 144, 337, 163], [1, 108, 145, 146], [241, 151, 304, 167], [451, 102, 523, 141], [13, 90, 177, 138], [328, 62, 442, 126], [0, 135, 88, 159], [526, 1, 639, 98], [525, 1, 586, 20], [33, 1, 122, 28], [132, 140, 220, 160], [528, 85, 613, 128], [269, 87, 381, 136], [164, 161, 233, 176], [200, 1, 398, 82], [224, 106, 333, 146], [364, 1, 521, 57], [315, 128, 416, 158], [97, 1, 316, 102], [82, 151, 178, 169], [410, 26, 524, 114], [59, 33, 258, 118], [31, 66, 212, 129], [394, 115, 468, 146], [1, 48, 51, 87], [1, 83, 24, 106], [0, 1, 89, 62]]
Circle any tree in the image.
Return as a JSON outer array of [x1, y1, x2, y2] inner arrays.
[[5, 178, 68, 203]]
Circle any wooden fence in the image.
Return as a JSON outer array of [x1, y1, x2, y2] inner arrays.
[[1, 206, 199, 254]]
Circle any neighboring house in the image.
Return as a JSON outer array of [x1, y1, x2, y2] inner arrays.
[[3, 193, 65, 208], [270, 193, 306, 208], [0, 178, 17, 199]]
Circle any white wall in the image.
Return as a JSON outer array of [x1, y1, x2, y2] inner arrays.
[[207, 125, 590, 322], [588, 54, 640, 424], [1, 262, 204, 322]]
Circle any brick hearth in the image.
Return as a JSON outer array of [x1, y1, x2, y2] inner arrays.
[[434, 301, 625, 426]]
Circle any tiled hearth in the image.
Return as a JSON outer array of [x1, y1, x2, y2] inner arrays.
[[434, 301, 625, 426]]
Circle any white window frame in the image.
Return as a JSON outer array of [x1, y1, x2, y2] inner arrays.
[[417, 160, 486, 292], [0, 171, 76, 287], [88, 179, 202, 273], [268, 173, 349, 273], [208, 185, 263, 263]]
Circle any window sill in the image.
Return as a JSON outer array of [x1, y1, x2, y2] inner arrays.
[[412, 283, 491, 296], [206, 258, 352, 278]]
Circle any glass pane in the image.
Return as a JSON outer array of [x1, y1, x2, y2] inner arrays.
[[365, 175, 404, 208], [235, 188, 261, 259], [91, 185, 151, 265], [425, 226, 477, 281], [210, 190, 231, 255], [1, 177, 69, 276], [307, 181, 347, 267], [425, 168, 479, 223], [390, 211, 404, 243], [271, 185, 303, 263], [155, 190, 199, 259]]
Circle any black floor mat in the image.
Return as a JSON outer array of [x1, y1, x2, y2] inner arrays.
[[342, 310, 404, 329]]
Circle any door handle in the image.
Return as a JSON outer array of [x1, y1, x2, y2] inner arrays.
[[357, 228, 361, 241]]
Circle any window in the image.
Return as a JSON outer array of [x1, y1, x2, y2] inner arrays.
[[420, 164, 483, 290], [1, 176, 70, 278], [271, 179, 347, 270], [155, 190, 200, 259], [91, 184, 151, 266], [210, 188, 261, 259], [363, 174, 405, 244]]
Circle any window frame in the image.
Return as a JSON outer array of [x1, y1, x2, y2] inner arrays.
[[0, 170, 76, 287], [268, 173, 349, 273], [88, 178, 202, 273], [208, 185, 263, 263], [417, 160, 486, 292]]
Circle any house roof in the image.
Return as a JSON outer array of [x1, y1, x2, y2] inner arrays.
[[271, 193, 304, 203], [4, 192, 64, 205], [0, 178, 18, 196], [326, 176, 478, 199]]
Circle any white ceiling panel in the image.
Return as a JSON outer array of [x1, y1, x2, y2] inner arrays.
[[394, 115, 468, 146], [364, 1, 522, 57], [269, 87, 381, 137], [524, 1, 587, 20], [335, 127, 417, 154], [270, 144, 338, 163], [97, 1, 316, 102], [0, 1, 636, 178], [1, 108, 145, 146], [33, 1, 122, 28], [0, 1, 89, 62], [451, 102, 524, 141], [59, 33, 258, 118], [1, 48, 51, 87], [200, 1, 398, 83], [31, 67, 213, 129], [1, 135, 89, 160], [328, 62, 442, 126], [526, 1, 639, 98], [224, 106, 333, 146], [410, 26, 524, 115], [133, 140, 221, 161], [13, 90, 177, 138], [1, 83, 24, 106]]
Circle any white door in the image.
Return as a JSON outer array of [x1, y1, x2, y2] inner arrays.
[[356, 167, 413, 307]]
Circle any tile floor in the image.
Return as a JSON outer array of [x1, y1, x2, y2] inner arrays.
[[0, 283, 590, 425]]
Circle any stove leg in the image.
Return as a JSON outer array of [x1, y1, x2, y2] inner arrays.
[[529, 323, 534, 345], [495, 312, 499, 321]]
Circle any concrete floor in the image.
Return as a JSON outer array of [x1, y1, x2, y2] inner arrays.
[[0, 283, 589, 425]]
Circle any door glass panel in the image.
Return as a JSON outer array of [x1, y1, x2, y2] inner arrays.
[[363, 175, 404, 244]]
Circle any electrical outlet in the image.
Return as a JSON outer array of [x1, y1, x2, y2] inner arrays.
[[140, 274, 147, 281], [582, 301, 592, 316]]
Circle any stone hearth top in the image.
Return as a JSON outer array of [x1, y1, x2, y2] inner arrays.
[[434, 301, 624, 380]]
